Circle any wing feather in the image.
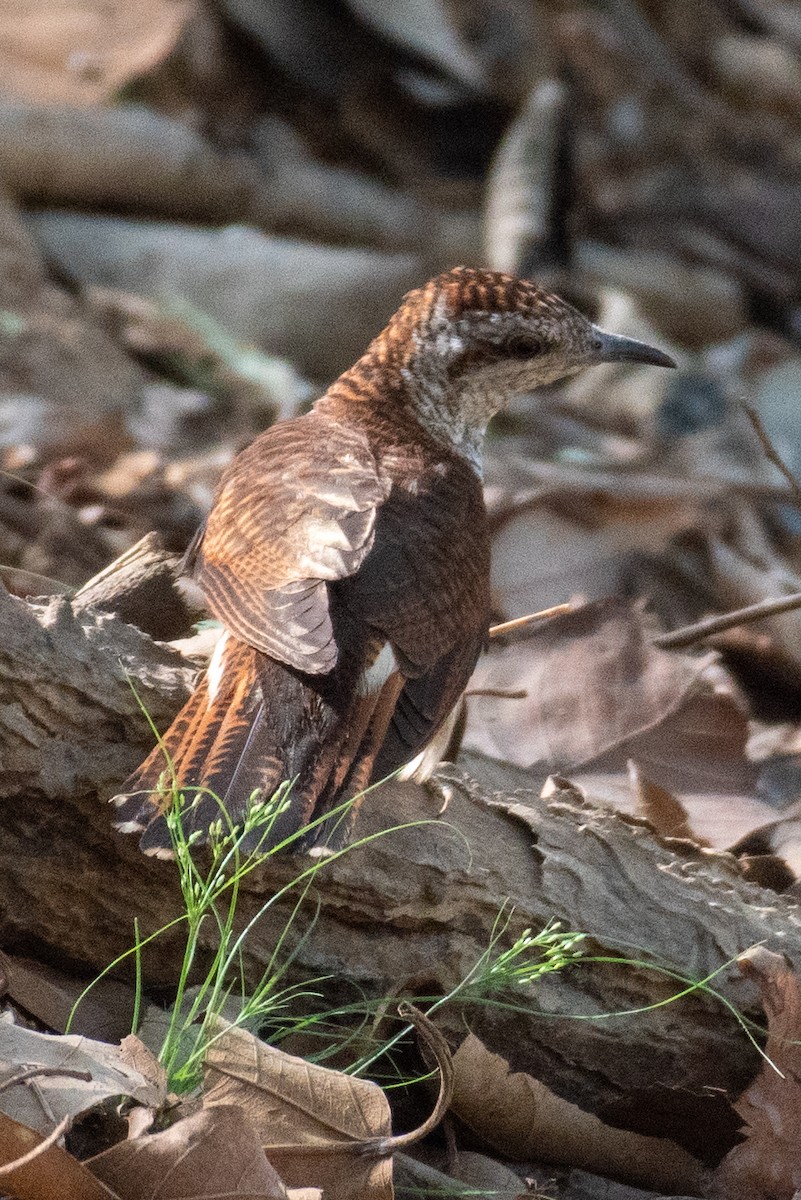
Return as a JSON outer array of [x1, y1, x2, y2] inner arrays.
[[345, 451, 490, 775], [196, 412, 389, 674], [371, 631, 485, 778]]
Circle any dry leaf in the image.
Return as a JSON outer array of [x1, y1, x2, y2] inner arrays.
[[203, 1021, 392, 1200], [731, 799, 801, 880], [465, 599, 758, 805], [465, 599, 699, 769], [0, 1023, 162, 1135], [88, 1104, 287, 1199], [450, 1033, 706, 1194], [489, 485, 698, 620], [118, 1036, 168, 1096], [711, 947, 801, 1198], [0, 0, 194, 105], [627, 761, 708, 845], [0, 1109, 116, 1200]]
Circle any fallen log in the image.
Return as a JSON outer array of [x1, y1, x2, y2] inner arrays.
[[0, 571, 798, 1138]]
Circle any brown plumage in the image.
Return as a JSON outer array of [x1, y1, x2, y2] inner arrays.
[[112, 267, 674, 855]]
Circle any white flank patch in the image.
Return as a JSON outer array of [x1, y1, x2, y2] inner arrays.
[[397, 750, 426, 781], [308, 844, 337, 859], [358, 641, 398, 695], [206, 629, 229, 704], [144, 845, 176, 860]]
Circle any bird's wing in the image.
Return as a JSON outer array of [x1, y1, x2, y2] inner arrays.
[[345, 454, 491, 663], [371, 631, 485, 777], [197, 411, 389, 674], [342, 453, 491, 768]]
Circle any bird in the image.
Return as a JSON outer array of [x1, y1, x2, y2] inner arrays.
[[111, 267, 675, 856]]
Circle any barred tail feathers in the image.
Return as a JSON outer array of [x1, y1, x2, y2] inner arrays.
[[111, 631, 404, 855], [112, 634, 316, 855]]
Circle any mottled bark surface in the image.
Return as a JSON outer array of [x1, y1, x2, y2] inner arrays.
[[0, 578, 798, 1125]]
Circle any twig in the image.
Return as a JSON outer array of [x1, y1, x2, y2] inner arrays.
[[0, 1113, 71, 1176], [489, 593, 801, 654], [742, 401, 801, 504], [653, 592, 801, 650], [0, 1066, 92, 1095], [465, 688, 528, 700], [489, 603, 572, 639], [366, 1004, 455, 1155], [488, 463, 801, 525]]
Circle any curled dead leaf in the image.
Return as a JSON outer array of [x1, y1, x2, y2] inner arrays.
[[381, 1003, 453, 1153], [88, 1104, 287, 1198], [0, 1110, 114, 1199], [202, 1020, 392, 1200], [711, 946, 801, 1199], [450, 1032, 707, 1194], [0, 1023, 162, 1136]]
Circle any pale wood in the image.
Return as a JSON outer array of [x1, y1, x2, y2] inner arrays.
[[74, 531, 192, 642]]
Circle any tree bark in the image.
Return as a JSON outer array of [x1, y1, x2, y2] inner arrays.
[[0, 575, 798, 1134]]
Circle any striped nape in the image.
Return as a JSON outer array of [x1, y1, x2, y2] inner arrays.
[[324, 266, 597, 469]]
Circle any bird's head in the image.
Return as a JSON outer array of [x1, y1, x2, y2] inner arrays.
[[382, 267, 675, 464]]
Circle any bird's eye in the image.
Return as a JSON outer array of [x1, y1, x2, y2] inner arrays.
[[506, 335, 543, 359]]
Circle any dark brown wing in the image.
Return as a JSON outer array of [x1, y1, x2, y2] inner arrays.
[[341, 448, 490, 769], [344, 451, 490, 665], [371, 632, 485, 778], [196, 411, 389, 674]]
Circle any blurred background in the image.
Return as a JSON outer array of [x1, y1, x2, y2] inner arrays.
[[5, 0, 801, 755]]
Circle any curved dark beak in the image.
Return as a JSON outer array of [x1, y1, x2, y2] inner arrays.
[[593, 327, 676, 369]]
